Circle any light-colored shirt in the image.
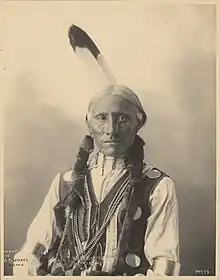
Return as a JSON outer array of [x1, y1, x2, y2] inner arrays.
[[13, 155, 180, 276]]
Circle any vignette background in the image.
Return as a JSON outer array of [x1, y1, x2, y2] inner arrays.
[[3, 2, 216, 276]]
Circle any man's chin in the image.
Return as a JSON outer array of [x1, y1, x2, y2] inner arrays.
[[101, 146, 124, 157]]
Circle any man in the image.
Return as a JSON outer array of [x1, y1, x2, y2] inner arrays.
[[13, 85, 180, 276]]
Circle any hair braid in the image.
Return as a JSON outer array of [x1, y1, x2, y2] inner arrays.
[[125, 135, 145, 186]]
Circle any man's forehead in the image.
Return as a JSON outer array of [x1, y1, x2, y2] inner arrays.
[[90, 94, 136, 114]]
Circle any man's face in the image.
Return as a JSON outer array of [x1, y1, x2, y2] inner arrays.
[[87, 95, 140, 157]]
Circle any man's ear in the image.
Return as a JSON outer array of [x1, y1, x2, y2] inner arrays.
[[136, 114, 147, 132], [86, 115, 92, 134], [86, 115, 89, 125], [136, 121, 142, 133]]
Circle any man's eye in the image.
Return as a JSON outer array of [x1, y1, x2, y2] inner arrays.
[[96, 115, 107, 121], [117, 115, 128, 122]]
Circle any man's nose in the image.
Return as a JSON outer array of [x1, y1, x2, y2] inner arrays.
[[104, 118, 119, 135]]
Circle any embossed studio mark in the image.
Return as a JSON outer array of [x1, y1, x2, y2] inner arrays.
[[4, 250, 27, 267], [5, 257, 28, 267], [195, 269, 210, 275]]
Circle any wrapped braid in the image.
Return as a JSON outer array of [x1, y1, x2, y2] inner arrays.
[[60, 135, 94, 207], [125, 135, 145, 185]]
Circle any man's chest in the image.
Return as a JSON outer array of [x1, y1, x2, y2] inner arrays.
[[88, 166, 128, 203]]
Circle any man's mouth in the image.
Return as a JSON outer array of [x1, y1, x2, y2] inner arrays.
[[104, 140, 120, 144]]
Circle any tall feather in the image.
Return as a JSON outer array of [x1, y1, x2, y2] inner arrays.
[[68, 24, 116, 86]]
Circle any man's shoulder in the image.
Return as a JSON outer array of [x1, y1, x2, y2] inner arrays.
[[56, 168, 75, 201], [141, 163, 175, 197], [142, 163, 169, 180], [59, 168, 74, 182]]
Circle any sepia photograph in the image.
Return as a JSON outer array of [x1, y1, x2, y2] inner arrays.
[[2, 1, 217, 277]]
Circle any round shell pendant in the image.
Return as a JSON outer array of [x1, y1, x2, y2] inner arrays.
[[133, 206, 142, 220], [125, 253, 141, 268], [146, 169, 161, 179]]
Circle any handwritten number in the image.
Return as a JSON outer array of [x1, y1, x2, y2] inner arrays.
[[195, 269, 210, 275]]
